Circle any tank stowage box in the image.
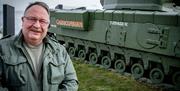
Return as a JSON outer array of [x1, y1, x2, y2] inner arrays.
[[50, 10, 89, 31], [49, 0, 180, 87]]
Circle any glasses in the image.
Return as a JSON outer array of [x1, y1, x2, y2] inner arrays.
[[23, 16, 49, 26]]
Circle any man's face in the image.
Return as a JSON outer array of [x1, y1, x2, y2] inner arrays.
[[22, 5, 49, 45]]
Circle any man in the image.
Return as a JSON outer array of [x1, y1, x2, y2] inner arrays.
[[0, 1, 78, 91]]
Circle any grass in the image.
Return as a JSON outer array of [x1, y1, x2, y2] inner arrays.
[[73, 60, 161, 91]]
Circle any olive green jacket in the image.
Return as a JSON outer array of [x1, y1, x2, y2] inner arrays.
[[0, 33, 78, 91]]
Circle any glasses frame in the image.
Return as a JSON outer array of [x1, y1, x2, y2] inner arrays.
[[23, 16, 50, 27]]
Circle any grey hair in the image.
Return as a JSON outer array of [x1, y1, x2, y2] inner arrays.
[[24, 1, 49, 15]]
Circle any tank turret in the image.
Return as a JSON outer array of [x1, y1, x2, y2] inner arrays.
[[100, 0, 162, 10]]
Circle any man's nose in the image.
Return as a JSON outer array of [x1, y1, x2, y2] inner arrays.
[[32, 20, 41, 28]]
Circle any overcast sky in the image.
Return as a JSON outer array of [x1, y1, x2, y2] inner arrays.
[[0, 0, 102, 11]]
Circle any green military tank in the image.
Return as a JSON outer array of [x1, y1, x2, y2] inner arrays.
[[49, 0, 180, 86]]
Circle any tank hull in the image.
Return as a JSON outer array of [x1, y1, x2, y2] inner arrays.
[[49, 9, 180, 86]]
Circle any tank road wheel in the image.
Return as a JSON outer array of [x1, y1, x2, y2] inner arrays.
[[131, 63, 144, 79], [78, 49, 86, 60], [114, 59, 126, 73], [149, 68, 164, 84], [68, 47, 76, 57], [172, 71, 180, 86], [101, 56, 111, 69], [89, 52, 98, 65]]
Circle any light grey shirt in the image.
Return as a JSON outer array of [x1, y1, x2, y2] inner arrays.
[[23, 42, 44, 77]]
